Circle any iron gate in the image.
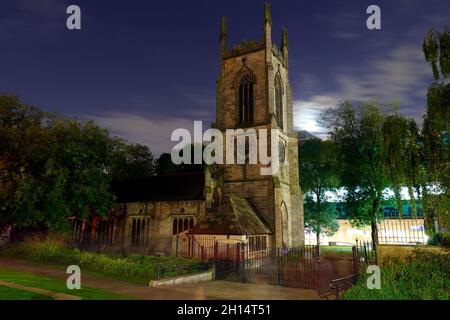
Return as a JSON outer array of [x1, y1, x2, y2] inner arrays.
[[214, 244, 320, 290]]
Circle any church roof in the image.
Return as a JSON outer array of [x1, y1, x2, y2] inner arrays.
[[112, 172, 205, 203], [188, 196, 273, 235]]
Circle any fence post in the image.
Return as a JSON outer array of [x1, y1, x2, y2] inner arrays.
[[364, 241, 368, 262], [352, 246, 359, 275], [214, 242, 218, 260], [236, 243, 240, 262], [315, 241, 321, 260], [240, 243, 246, 282], [277, 248, 282, 286], [191, 235, 196, 259]]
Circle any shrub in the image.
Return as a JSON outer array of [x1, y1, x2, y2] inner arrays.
[[428, 232, 450, 247], [0, 236, 210, 282], [443, 233, 450, 247], [343, 249, 450, 300]]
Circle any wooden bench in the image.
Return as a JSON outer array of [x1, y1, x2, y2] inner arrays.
[[329, 274, 358, 300]]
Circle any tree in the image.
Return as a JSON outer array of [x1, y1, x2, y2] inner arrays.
[[156, 143, 205, 175], [323, 100, 391, 248], [382, 115, 423, 218], [0, 95, 52, 230], [46, 118, 117, 222], [382, 114, 408, 215], [403, 119, 422, 216], [0, 95, 119, 232], [110, 141, 156, 181], [300, 138, 339, 253], [423, 27, 450, 82], [422, 27, 450, 233], [156, 153, 180, 175]]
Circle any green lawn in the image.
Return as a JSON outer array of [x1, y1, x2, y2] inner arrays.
[[10, 260, 152, 285], [321, 245, 353, 254], [0, 267, 133, 300], [1, 237, 211, 284], [0, 285, 53, 300]]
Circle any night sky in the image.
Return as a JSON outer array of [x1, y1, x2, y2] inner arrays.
[[1, 0, 449, 154]]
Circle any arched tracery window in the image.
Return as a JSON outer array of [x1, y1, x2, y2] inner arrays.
[[172, 217, 195, 235], [238, 74, 254, 126], [275, 74, 284, 129], [131, 218, 150, 247]]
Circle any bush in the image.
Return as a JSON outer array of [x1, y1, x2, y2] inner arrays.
[[428, 232, 450, 247], [343, 250, 450, 300], [1, 236, 210, 282]]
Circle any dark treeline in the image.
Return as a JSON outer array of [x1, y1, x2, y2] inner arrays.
[[0, 96, 203, 233]]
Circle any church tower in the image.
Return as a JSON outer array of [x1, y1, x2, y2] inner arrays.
[[211, 2, 304, 247]]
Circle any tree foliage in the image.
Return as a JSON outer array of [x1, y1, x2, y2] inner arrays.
[[422, 27, 450, 232], [156, 143, 205, 175], [381, 115, 421, 216], [323, 100, 391, 246], [423, 27, 450, 82], [0, 95, 156, 232], [110, 141, 156, 181], [300, 138, 339, 247]]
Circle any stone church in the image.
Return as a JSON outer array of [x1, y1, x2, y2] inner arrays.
[[73, 3, 305, 256]]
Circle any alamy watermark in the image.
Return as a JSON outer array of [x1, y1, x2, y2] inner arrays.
[[366, 265, 381, 290], [171, 121, 282, 176], [64, 5, 382, 32], [366, 5, 381, 30], [66, 265, 81, 290]]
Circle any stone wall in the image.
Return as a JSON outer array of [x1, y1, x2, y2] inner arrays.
[[376, 244, 449, 264], [215, 23, 304, 248], [120, 200, 205, 255]]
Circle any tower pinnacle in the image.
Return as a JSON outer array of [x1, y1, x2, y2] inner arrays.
[[220, 16, 227, 42], [281, 28, 288, 49], [264, 1, 272, 26]]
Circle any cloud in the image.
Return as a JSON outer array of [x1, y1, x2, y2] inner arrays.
[[86, 112, 201, 156], [81, 88, 215, 155], [339, 45, 430, 105], [294, 44, 432, 138], [0, 0, 67, 39], [295, 72, 320, 94], [171, 86, 216, 119], [294, 96, 337, 138]]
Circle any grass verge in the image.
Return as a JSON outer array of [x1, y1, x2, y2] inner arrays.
[[0, 285, 53, 300], [0, 267, 133, 300], [321, 246, 353, 255], [0, 235, 211, 284], [343, 249, 450, 300]]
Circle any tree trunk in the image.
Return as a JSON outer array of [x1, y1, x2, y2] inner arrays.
[[371, 198, 380, 251], [368, 197, 382, 265], [371, 219, 378, 246], [316, 231, 321, 257], [422, 185, 435, 236], [407, 185, 417, 217], [90, 208, 97, 246]]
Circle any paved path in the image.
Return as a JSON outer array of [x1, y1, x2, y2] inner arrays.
[[0, 257, 324, 300]]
